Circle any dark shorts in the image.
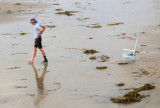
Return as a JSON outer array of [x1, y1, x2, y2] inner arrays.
[[34, 37, 42, 49]]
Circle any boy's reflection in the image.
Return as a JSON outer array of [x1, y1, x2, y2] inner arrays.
[[30, 63, 49, 108]]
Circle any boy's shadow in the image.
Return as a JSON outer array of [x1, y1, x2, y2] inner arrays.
[[30, 63, 49, 108]]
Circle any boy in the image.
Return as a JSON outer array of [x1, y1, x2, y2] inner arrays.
[[28, 18, 48, 63]]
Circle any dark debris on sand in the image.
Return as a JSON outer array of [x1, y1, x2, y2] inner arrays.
[[52, 3, 60, 5], [83, 49, 99, 55], [15, 86, 27, 88], [55, 11, 78, 16], [111, 84, 155, 104], [15, 3, 22, 5], [77, 18, 90, 22], [96, 66, 107, 70], [116, 83, 125, 86], [89, 56, 97, 60], [55, 8, 63, 11], [46, 25, 56, 28], [111, 91, 145, 104], [7, 67, 20, 69], [86, 24, 102, 28], [19, 32, 28, 35], [89, 55, 110, 62], [107, 22, 124, 26], [134, 84, 155, 92], [118, 62, 129, 65], [99, 55, 110, 62]]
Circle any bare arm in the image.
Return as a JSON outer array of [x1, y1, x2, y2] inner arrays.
[[42, 26, 46, 33], [37, 26, 46, 38]]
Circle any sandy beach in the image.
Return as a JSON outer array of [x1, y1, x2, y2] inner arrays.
[[0, 0, 160, 108]]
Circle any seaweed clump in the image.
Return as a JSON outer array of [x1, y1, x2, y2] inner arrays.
[[20, 32, 28, 35], [111, 91, 145, 104], [83, 49, 98, 55], [96, 66, 107, 70], [55, 8, 63, 11], [99, 55, 109, 62], [107, 22, 124, 26], [118, 62, 128, 65], [89, 56, 97, 60], [134, 84, 155, 92], [111, 84, 155, 104], [116, 83, 125, 86], [52, 3, 60, 5], [55, 11, 78, 16], [46, 25, 56, 28], [15, 3, 22, 5], [89, 55, 110, 62], [86, 24, 102, 28], [77, 18, 90, 22]]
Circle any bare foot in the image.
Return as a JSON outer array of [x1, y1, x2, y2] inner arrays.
[[28, 59, 33, 63]]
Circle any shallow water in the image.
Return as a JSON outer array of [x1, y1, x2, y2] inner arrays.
[[0, 0, 160, 108]]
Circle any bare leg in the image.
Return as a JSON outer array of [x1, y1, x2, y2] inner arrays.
[[28, 47, 37, 62], [40, 48, 48, 62], [39, 48, 46, 56]]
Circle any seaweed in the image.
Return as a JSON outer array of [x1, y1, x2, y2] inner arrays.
[[140, 70, 150, 76], [83, 49, 98, 54], [15, 86, 27, 88], [77, 18, 90, 22], [121, 2, 131, 4], [132, 72, 139, 74], [12, 44, 18, 45], [46, 25, 56, 28], [15, 3, 22, 5], [26, 94, 35, 97], [96, 66, 107, 70], [91, 25, 102, 28], [18, 10, 32, 12], [48, 89, 57, 91], [111, 91, 145, 104], [55, 8, 63, 11], [111, 84, 155, 104], [116, 83, 125, 86], [89, 37, 93, 39], [89, 56, 97, 60], [53, 83, 61, 85], [99, 55, 109, 62], [55, 11, 78, 16], [7, 10, 13, 14], [140, 44, 147, 46], [7, 67, 20, 69], [86, 25, 102, 28], [12, 53, 28, 55], [87, 95, 99, 98], [20, 32, 27, 35], [20, 78, 27, 80], [2, 33, 12, 35], [107, 22, 124, 26], [89, 55, 110, 62], [118, 62, 128, 65], [134, 84, 155, 92], [52, 3, 60, 5]]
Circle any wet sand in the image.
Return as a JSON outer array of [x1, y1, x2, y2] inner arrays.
[[0, 0, 160, 108]]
